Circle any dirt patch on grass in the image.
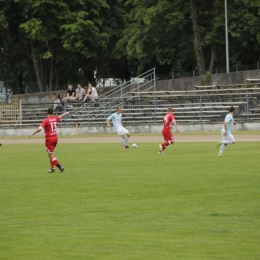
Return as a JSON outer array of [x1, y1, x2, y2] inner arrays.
[[1, 134, 259, 145]]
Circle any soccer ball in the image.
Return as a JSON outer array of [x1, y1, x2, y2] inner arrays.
[[132, 143, 138, 149]]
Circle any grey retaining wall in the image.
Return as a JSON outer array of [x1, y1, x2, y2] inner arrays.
[[157, 70, 260, 91], [12, 70, 260, 103], [0, 122, 258, 137]]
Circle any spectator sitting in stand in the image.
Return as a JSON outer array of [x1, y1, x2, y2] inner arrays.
[[82, 82, 98, 102], [63, 85, 76, 106], [74, 84, 85, 102], [82, 85, 90, 100], [54, 95, 63, 112]]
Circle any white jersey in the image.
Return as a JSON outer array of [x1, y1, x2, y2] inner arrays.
[[107, 112, 123, 131], [223, 113, 234, 135]]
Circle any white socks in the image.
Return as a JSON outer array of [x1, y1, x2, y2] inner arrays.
[[121, 136, 129, 147], [219, 144, 226, 156], [125, 136, 129, 146]]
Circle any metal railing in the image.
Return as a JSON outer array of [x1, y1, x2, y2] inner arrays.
[[1, 91, 259, 128], [1, 66, 260, 127], [64, 68, 157, 124], [64, 91, 259, 124], [0, 97, 22, 126]]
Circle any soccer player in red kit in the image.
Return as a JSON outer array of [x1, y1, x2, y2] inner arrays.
[[29, 107, 69, 173], [158, 107, 179, 155]]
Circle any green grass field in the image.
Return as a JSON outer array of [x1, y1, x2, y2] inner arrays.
[[0, 141, 260, 259]]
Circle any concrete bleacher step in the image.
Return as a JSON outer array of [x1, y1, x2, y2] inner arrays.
[[250, 109, 260, 113], [241, 113, 260, 116], [11, 84, 260, 126], [122, 102, 246, 110], [130, 88, 260, 99]]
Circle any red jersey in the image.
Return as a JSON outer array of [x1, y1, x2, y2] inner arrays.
[[163, 113, 175, 131], [40, 116, 61, 138]]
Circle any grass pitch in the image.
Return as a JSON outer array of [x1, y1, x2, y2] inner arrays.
[[0, 141, 260, 259]]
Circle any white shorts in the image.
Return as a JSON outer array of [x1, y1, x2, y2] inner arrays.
[[221, 129, 235, 143], [116, 127, 129, 136]]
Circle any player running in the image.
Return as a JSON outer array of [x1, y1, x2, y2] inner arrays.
[[158, 107, 179, 155], [106, 106, 131, 149], [29, 107, 69, 173], [217, 106, 236, 156]]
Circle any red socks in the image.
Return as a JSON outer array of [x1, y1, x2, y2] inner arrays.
[[50, 157, 60, 169], [161, 141, 174, 151], [161, 141, 169, 151]]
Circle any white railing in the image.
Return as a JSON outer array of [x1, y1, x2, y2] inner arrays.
[[64, 68, 157, 124], [0, 97, 22, 126]]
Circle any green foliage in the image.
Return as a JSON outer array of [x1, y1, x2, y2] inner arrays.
[[0, 0, 127, 92], [42, 51, 53, 59], [0, 0, 260, 92], [119, 0, 191, 73], [200, 71, 211, 86], [228, 0, 260, 63], [121, 0, 260, 74]]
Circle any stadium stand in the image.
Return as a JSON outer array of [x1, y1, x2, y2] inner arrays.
[[1, 89, 259, 127], [1, 68, 260, 128]]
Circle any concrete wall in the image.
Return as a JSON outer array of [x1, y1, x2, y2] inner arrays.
[[0, 122, 258, 137], [12, 70, 260, 102], [13, 85, 140, 104], [157, 70, 260, 91], [15, 90, 68, 104]]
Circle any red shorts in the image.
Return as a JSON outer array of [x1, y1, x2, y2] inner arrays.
[[45, 136, 58, 153], [162, 129, 174, 142]]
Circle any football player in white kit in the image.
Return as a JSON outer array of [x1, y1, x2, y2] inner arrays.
[[106, 106, 131, 149], [217, 106, 236, 156]]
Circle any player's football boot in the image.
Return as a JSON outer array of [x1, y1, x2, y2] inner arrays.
[[59, 166, 64, 173], [216, 141, 221, 147], [48, 168, 55, 173], [125, 145, 129, 148], [158, 151, 163, 155]]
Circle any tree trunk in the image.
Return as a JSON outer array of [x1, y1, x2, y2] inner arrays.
[[123, 59, 131, 82], [208, 44, 216, 73], [49, 53, 53, 92], [41, 58, 47, 92], [190, 0, 206, 75], [55, 62, 59, 91], [44, 64, 48, 92], [83, 69, 95, 83], [35, 59, 43, 92], [31, 41, 43, 92], [16, 72, 24, 94]]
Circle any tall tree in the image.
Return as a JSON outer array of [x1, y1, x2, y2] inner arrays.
[[228, 0, 260, 64], [19, 0, 70, 92], [0, 0, 30, 94], [118, 0, 193, 74], [61, 0, 127, 82], [1, 0, 260, 93]]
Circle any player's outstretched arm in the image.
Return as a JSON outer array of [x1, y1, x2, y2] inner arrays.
[[59, 111, 69, 119], [106, 119, 111, 127], [29, 128, 42, 137], [172, 120, 179, 132]]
